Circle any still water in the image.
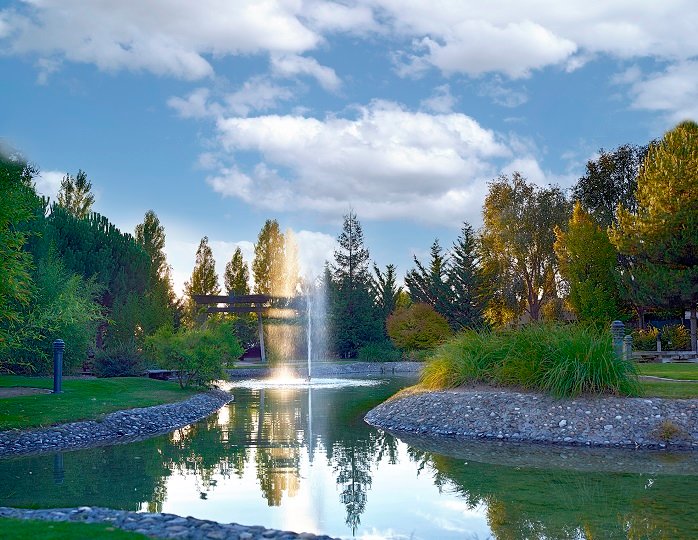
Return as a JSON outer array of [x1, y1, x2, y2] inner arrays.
[[1, 376, 697, 539]]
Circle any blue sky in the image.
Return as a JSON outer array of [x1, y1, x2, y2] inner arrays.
[[1, 1, 696, 295]]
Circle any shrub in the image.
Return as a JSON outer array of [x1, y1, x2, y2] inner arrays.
[[421, 323, 639, 398], [146, 321, 243, 388], [93, 340, 144, 377], [632, 324, 690, 351], [357, 341, 402, 362], [387, 303, 452, 351]]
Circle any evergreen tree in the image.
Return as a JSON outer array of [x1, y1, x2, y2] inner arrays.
[[447, 223, 485, 329], [405, 240, 451, 319], [184, 236, 220, 326], [554, 202, 622, 325], [371, 263, 402, 334], [330, 211, 381, 357], [57, 169, 95, 218], [609, 121, 698, 350], [224, 247, 250, 295], [253, 220, 285, 296]]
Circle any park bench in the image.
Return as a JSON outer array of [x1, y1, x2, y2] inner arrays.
[[144, 369, 180, 380], [633, 351, 698, 363]]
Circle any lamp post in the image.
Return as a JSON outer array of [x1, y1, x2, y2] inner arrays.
[[53, 339, 65, 394]]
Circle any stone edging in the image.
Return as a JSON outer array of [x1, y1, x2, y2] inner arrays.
[[364, 387, 698, 450], [0, 506, 338, 540], [228, 361, 423, 379], [0, 389, 232, 458]]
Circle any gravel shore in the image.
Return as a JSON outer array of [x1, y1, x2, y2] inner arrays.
[[0, 389, 232, 458], [365, 387, 698, 450], [0, 506, 338, 540]]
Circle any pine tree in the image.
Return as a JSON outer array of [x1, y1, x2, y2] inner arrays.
[[404, 240, 451, 320], [224, 247, 250, 295], [184, 236, 220, 326], [609, 121, 698, 350], [330, 211, 381, 357], [57, 169, 94, 218], [447, 223, 484, 329], [371, 263, 402, 335]]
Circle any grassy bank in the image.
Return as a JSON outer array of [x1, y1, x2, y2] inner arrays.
[[421, 324, 639, 398], [637, 363, 698, 380], [0, 376, 197, 430], [0, 518, 148, 539]]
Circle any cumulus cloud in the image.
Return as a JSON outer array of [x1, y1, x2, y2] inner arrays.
[[271, 53, 341, 91], [34, 169, 64, 200], [625, 61, 698, 123], [420, 84, 456, 113], [206, 100, 518, 225], [1, 0, 320, 80]]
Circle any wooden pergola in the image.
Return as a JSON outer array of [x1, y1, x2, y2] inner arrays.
[[192, 294, 302, 363]]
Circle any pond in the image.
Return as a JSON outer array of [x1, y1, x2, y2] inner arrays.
[[0, 376, 697, 539]]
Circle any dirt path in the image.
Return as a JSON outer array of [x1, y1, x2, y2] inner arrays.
[[0, 387, 51, 398]]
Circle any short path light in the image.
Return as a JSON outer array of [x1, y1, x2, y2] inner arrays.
[[611, 321, 625, 360], [53, 339, 65, 394]]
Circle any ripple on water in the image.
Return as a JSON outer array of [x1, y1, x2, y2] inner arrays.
[[220, 377, 385, 391]]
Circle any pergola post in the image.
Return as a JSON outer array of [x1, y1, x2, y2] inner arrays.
[[257, 305, 267, 363]]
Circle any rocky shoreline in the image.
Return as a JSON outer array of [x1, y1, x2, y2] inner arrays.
[[365, 387, 698, 450], [228, 360, 423, 379], [0, 389, 232, 458], [0, 506, 338, 540]]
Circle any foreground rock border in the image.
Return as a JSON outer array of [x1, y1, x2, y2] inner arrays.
[[365, 387, 698, 450], [0, 389, 232, 458], [0, 506, 338, 540], [228, 360, 423, 379]]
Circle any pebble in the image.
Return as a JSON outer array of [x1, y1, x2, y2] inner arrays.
[[0, 507, 337, 540], [365, 388, 698, 450], [0, 390, 233, 458]]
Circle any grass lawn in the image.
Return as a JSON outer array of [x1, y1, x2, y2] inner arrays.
[[0, 376, 198, 430], [0, 518, 148, 539], [640, 380, 698, 399], [636, 363, 698, 380]]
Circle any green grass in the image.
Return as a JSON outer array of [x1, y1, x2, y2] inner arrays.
[[421, 324, 639, 398], [0, 376, 198, 430], [0, 518, 149, 539], [637, 363, 698, 380], [640, 380, 698, 399]]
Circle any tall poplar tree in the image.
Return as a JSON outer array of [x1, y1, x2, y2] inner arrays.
[[57, 169, 94, 218], [253, 220, 285, 296], [609, 121, 698, 350], [184, 236, 220, 326], [224, 247, 250, 295]]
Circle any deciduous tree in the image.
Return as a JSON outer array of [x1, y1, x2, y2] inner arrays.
[[184, 236, 220, 326], [224, 247, 250, 295]]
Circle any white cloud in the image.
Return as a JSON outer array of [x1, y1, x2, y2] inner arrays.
[[294, 230, 336, 278], [167, 88, 220, 119], [420, 84, 456, 113], [34, 169, 64, 200], [207, 100, 513, 225], [271, 54, 341, 91], [479, 77, 528, 108], [626, 61, 698, 123], [1, 0, 321, 80]]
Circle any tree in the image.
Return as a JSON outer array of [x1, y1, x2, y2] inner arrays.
[[253, 220, 286, 296], [371, 263, 402, 334], [183, 237, 220, 326], [0, 153, 39, 360], [609, 121, 698, 351], [330, 211, 381, 357], [447, 223, 485, 329], [572, 144, 649, 228], [386, 303, 452, 351], [57, 169, 95, 218], [554, 202, 621, 325], [479, 173, 570, 324], [405, 240, 452, 319], [224, 247, 250, 295]]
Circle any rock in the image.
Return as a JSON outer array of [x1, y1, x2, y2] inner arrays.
[[559, 420, 567, 428]]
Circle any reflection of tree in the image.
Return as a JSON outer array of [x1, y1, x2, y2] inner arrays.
[[408, 448, 698, 540], [254, 389, 302, 506], [333, 444, 372, 534]]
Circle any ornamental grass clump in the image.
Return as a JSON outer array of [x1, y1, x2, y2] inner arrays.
[[421, 323, 639, 398]]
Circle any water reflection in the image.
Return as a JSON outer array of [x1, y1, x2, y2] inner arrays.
[[0, 377, 696, 540]]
